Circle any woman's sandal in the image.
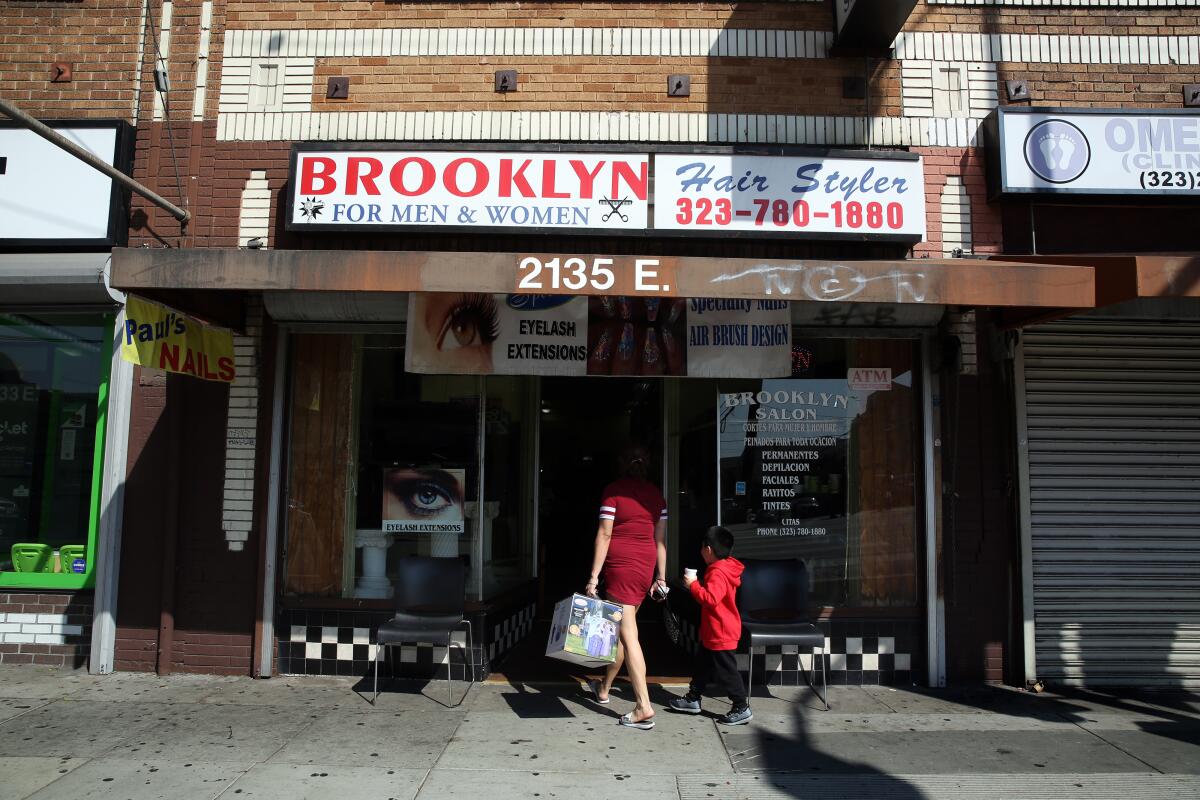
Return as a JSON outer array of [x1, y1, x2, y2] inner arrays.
[[587, 679, 610, 705], [618, 711, 655, 730]]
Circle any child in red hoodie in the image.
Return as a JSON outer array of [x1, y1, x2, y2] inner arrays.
[[670, 525, 752, 725]]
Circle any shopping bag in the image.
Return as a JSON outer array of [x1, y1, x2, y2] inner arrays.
[[661, 593, 683, 647], [545, 593, 623, 666]]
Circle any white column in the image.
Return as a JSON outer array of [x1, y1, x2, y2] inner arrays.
[[354, 529, 393, 599]]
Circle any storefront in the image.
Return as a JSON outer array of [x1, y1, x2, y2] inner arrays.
[[110, 144, 1095, 687], [985, 108, 1200, 687], [0, 120, 132, 668]]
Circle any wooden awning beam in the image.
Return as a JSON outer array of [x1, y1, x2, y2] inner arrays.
[[990, 254, 1200, 304], [112, 248, 1095, 309]]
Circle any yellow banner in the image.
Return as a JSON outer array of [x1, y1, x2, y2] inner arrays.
[[120, 295, 236, 383]]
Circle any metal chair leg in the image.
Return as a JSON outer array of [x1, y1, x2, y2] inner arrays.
[[446, 641, 454, 707], [372, 642, 381, 705], [462, 620, 475, 685], [818, 646, 829, 710]]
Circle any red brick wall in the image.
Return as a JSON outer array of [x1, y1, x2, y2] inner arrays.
[[914, 146, 1002, 259], [115, 367, 258, 676], [0, 0, 144, 120], [942, 310, 1020, 685], [905, 4, 1199, 34], [114, 368, 168, 673], [0, 592, 93, 668]]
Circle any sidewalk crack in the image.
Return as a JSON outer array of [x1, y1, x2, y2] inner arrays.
[[1056, 712, 1165, 775]]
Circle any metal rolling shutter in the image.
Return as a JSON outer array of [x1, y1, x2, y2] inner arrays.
[[1022, 318, 1200, 687]]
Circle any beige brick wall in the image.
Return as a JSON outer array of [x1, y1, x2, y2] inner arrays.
[[307, 55, 904, 117]]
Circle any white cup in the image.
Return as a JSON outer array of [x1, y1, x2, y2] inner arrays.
[[684, 568, 698, 580]]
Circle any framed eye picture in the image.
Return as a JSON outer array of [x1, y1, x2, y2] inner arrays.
[[382, 466, 466, 535]]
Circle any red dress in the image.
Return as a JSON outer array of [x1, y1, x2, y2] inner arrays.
[[598, 477, 668, 606]]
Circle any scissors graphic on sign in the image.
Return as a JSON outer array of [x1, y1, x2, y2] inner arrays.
[[599, 196, 633, 223]]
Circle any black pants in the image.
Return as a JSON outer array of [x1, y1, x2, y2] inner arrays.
[[690, 647, 748, 708]]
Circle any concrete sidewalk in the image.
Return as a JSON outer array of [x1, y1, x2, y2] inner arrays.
[[0, 666, 1197, 799]]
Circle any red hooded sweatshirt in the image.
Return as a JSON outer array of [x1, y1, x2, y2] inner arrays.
[[688, 556, 745, 651]]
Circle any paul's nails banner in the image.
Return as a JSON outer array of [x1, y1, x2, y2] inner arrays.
[[405, 293, 790, 378], [120, 295, 237, 383]]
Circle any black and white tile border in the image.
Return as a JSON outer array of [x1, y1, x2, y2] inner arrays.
[[276, 607, 921, 686], [488, 604, 536, 663]]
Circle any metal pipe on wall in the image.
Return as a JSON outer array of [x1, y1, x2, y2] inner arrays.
[[0, 97, 190, 224]]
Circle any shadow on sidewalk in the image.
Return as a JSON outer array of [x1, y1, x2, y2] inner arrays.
[[721, 686, 927, 798], [925, 684, 1200, 751]]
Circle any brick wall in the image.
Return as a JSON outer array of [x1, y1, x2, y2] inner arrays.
[[128, 125, 291, 247], [305, 55, 903, 118], [913, 146, 1002, 259], [0, 0, 145, 120], [115, 363, 261, 675], [114, 368, 168, 674], [942, 310, 1020, 685], [0, 592, 92, 668]]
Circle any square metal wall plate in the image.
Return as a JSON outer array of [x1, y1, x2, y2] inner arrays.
[[667, 74, 690, 97], [495, 70, 518, 92], [1005, 80, 1030, 101], [326, 77, 349, 99], [1185, 85, 1200, 108]]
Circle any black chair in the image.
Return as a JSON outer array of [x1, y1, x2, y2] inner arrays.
[[738, 558, 828, 710], [372, 556, 475, 707]]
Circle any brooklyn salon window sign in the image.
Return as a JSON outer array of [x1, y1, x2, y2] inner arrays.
[[288, 150, 650, 231]]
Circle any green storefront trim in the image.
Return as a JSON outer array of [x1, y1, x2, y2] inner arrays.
[[0, 313, 113, 592]]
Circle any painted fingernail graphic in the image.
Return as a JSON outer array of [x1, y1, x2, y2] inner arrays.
[[618, 296, 634, 320], [644, 298, 661, 322], [589, 326, 614, 373], [662, 328, 682, 374], [597, 296, 616, 318], [618, 323, 635, 359], [641, 329, 664, 375], [665, 299, 685, 325]]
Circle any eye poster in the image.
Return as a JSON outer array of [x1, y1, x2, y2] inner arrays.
[[382, 466, 466, 535], [405, 293, 790, 379]]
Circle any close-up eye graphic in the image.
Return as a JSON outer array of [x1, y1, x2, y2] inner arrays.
[[436, 293, 500, 352], [384, 468, 465, 521]]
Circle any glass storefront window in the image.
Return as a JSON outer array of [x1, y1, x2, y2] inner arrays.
[[480, 376, 536, 599], [677, 338, 922, 609], [354, 335, 481, 594], [281, 327, 921, 612], [0, 311, 112, 589], [282, 334, 537, 602]]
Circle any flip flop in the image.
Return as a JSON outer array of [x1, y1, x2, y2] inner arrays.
[[587, 679, 610, 705], [618, 712, 655, 730]]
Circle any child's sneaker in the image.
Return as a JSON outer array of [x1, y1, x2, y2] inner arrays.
[[668, 694, 702, 714], [717, 706, 753, 725]]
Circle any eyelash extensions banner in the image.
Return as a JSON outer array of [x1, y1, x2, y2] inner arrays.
[[404, 293, 791, 378]]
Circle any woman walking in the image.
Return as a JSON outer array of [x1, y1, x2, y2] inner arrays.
[[585, 443, 668, 730]]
